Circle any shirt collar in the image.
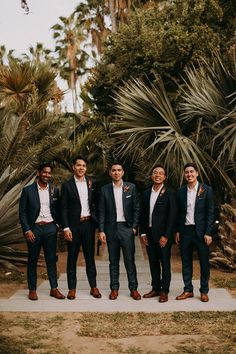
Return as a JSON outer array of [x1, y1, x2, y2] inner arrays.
[[187, 181, 199, 192], [37, 182, 49, 191], [152, 184, 164, 193], [74, 176, 86, 183], [112, 181, 123, 188]]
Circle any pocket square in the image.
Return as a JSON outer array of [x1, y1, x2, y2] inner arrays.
[[126, 195, 132, 198]]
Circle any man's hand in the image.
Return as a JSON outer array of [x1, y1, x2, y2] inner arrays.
[[133, 228, 137, 235], [204, 234, 212, 246], [159, 236, 168, 248], [175, 232, 180, 245], [98, 232, 106, 244], [141, 235, 149, 246], [25, 230, 35, 243], [64, 229, 73, 242]]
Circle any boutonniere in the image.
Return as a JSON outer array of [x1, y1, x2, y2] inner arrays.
[[159, 187, 166, 197], [123, 185, 130, 192], [88, 178, 93, 189], [50, 186, 54, 198], [197, 185, 204, 197]]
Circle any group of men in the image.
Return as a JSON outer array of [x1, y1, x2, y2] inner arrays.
[[19, 156, 215, 303]]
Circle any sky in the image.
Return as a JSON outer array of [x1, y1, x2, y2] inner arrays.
[[0, 0, 82, 110]]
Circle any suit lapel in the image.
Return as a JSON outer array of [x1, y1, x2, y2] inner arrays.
[[86, 176, 92, 204], [70, 177, 81, 202], [195, 182, 202, 207], [48, 183, 54, 207], [183, 185, 188, 212], [32, 182, 40, 206], [109, 183, 116, 212]]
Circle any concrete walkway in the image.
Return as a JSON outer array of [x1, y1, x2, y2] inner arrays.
[[0, 238, 235, 312]]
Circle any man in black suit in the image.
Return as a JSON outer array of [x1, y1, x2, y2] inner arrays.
[[61, 156, 101, 300], [140, 165, 177, 302], [98, 162, 141, 300], [175, 163, 215, 302], [19, 163, 65, 301]]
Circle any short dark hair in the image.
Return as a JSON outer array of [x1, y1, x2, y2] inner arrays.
[[184, 162, 198, 172], [109, 161, 124, 170], [72, 155, 87, 165], [152, 164, 166, 174], [37, 163, 53, 172]]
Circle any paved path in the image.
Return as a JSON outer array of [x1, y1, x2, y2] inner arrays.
[[0, 238, 235, 312]]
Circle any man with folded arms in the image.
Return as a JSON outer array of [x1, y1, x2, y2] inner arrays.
[[140, 165, 177, 303], [175, 163, 215, 302], [98, 162, 141, 300], [19, 163, 65, 301], [61, 156, 101, 300]]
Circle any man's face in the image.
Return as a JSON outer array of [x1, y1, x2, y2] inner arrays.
[[109, 164, 124, 182], [38, 167, 52, 184], [151, 167, 166, 185], [73, 159, 87, 178], [184, 166, 198, 184]]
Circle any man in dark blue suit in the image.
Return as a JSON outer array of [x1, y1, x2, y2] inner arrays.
[[175, 163, 215, 302], [140, 165, 177, 303], [19, 163, 65, 301], [98, 162, 141, 300], [61, 156, 101, 300]]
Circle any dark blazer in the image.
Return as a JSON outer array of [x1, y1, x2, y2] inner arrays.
[[19, 182, 60, 234], [98, 182, 140, 234], [61, 176, 97, 230], [140, 185, 177, 242], [177, 183, 215, 239]]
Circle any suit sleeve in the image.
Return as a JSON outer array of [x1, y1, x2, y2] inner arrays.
[[205, 186, 215, 236], [165, 189, 177, 239], [132, 185, 140, 230], [60, 183, 69, 229], [19, 187, 30, 234], [98, 187, 106, 233]]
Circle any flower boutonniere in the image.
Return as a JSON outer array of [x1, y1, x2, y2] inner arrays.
[[197, 185, 204, 197], [50, 186, 54, 198], [123, 185, 130, 193], [159, 187, 166, 197], [88, 178, 93, 189]]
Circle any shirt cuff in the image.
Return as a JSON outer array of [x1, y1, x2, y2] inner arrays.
[[63, 227, 70, 231], [140, 234, 146, 237]]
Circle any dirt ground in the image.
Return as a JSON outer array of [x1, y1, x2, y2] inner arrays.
[[0, 239, 235, 354]]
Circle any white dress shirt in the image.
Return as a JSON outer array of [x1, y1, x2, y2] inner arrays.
[[35, 183, 53, 223], [149, 184, 164, 227], [113, 182, 126, 222], [185, 181, 199, 225], [74, 176, 90, 217]]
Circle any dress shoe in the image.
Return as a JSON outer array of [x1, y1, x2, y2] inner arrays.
[[159, 292, 168, 303], [109, 290, 119, 300], [143, 290, 160, 298], [130, 290, 141, 300], [28, 290, 38, 301], [50, 288, 65, 299], [200, 293, 209, 302], [176, 291, 194, 300], [90, 287, 102, 298], [67, 289, 76, 300]]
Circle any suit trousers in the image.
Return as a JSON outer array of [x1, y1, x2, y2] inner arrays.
[[180, 225, 210, 294], [27, 222, 58, 290], [107, 222, 138, 291], [67, 220, 97, 290], [146, 230, 172, 293]]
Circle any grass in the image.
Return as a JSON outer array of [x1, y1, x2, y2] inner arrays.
[[212, 276, 236, 289]]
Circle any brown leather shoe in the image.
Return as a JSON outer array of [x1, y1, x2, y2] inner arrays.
[[176, 291, 194, 300], [200, 293, 209, 302], [109, 290, 119, 300], [28, 290, 38, 301], [50, 288, 65, 299], [67, 289, 76, 300], [159, 292, 168, 303], [130, 290, 141, 300], [90, 287, 102, 298], [143, 290, 160, 298]]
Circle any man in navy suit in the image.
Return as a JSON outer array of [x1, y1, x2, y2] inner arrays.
[[175, 163, 215, 302], [19, 163, 65, 301], [61, 156, 101, 300], [140, 165, 177, 303], [98, 163, 141, 300]]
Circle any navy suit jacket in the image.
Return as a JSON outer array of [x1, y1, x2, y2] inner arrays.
[[177, 183, 215, 239], [61, 176, 97, 230], [98, 182, 140, 234], [140, 185, 177, 242], [19, 182, 60, 234]]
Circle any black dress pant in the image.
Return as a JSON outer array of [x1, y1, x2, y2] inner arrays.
[[106, 222, 138, 291], [146, 230, 172, 293], [67, 220, 97, 290], [27, 222, 58, 290], [180, 225, 210, 294]]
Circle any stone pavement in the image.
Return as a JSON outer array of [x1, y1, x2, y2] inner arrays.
[[0, 238, 235, 312]]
